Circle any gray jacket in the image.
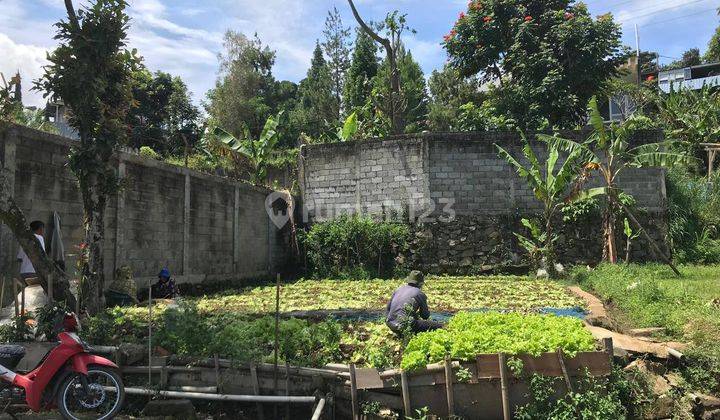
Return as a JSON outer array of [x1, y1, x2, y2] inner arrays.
[[385, 284, 430, 331]]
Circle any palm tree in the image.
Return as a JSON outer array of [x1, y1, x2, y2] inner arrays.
[[497, 134, 603, 276], [539, 97, 694, 273]]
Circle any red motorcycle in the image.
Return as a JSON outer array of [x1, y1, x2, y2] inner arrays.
[[0, 313, 124, 419]]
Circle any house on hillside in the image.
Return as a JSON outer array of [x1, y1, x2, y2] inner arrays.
[[44, 99, 79, 140], [656, 62, 720, 93]]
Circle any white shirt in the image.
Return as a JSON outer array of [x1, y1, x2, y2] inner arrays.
[[17, 234, 45, 275]]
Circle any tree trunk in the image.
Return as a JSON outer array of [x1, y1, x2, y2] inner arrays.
[[603, 197, 618, 264], [78, 177, 107, 315], [0, 169, 77, 308], [347, 0, 404, 135]]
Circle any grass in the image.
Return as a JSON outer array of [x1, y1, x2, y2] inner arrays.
[[193, 275, 584, 314], [572, 264, 720, 343], [572, 263, 720, 393]]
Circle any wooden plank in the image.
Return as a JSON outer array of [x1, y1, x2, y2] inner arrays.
[[401, 370, 411, 417], [285, 361, 291, 420], [354, 368, 384, 390], [349, 364, 359, 420], [444, 357, 455, 417], [498, 353, 511, 420]]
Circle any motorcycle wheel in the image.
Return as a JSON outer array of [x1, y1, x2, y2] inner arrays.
[[57, 366, 125, 420]]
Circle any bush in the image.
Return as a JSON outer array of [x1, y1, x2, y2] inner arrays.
[[401, 312, 595, 370], [298, 215, 410, 278], [139, 146, 160, 160], [667, 169, 720, 263]]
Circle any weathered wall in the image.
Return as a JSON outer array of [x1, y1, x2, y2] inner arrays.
[[299, 130, 669, 272], [0, 124, 289, 288]]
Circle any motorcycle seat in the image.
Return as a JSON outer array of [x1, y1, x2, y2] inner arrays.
[[0, 345, 25, 370]]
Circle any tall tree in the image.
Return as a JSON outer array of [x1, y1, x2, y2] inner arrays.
[[344, 29, 378, 111], [445, 0, 622, 129], [292, 42, 337, 138], [322, 7, 351, 121], [664, 48, 702, 70], [348, 1, 407, 134], [206, 31, 277, 140], [372, 45, 429, 133], [427, 65, 484, 131], [36, 0, 138, 313], [705, 8, 720, 63]]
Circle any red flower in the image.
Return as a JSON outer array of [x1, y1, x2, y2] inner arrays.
[[646, 75, 656, 82], [459, 12, 466, 20], [483, 16, 492, 23], [564, 12, 575, 20], [524, 16, 533, 22]]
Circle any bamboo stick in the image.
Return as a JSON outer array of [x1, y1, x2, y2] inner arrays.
[[310, 397, 326, 420], [20, 280, 25, 315], [13, 278, 18, 317], [400, 370, 411, 417], [251, 363, 265, 420], [0, 276, 5, 311], [122, 387, 316, 403], [444, 356, 455, 417], [498, 353, 511, 420], [556, 348, 573, 393], [285, 361, 291, 420], [273, 273, 280, 420], [349, 363, 359, 420]]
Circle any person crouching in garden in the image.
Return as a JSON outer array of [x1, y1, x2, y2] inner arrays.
[[151, 268, 178, 299], [386, 271, 443, 336]]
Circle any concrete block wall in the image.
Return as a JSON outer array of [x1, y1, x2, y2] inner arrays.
[[299, 130, 669, 270], [0, 124, 288, 288]]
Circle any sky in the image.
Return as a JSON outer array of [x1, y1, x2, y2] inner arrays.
[[2, 0, 719, 108]]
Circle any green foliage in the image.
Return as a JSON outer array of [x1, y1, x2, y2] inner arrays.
[[657, 85, 720, 165], [322, 6, 351, 123], [292, 42, 338, 138], [706, 9, 720, 63], [498, 133, 598, 274], [139, 146, 160, 160], [0, 314, 34, 343], [0, 72, 23, 123], [427, 65, 485, 132], [211, 112, 283, 184], [456, 102, 518, 132], [342, 321, 402, 369], [666, 170, 720, 263], [371, 45, 429, 133], [195, 276, 583, 314], [128, 69, 200, 156], [542, 97, 694, 262], [515, 371, 627, 420], [445, 0, 623, 129], [36, 0, 140, 313], [344, 29, 379, 112], [298, 215, 410, 278], [572, 263, 720, 395], [401, 312, 595, 370]]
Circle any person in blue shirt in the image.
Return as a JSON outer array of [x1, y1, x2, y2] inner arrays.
[[385, 271, 443, 336], [151, 268, 177, 299]]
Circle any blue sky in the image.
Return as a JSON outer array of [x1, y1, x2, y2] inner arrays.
[[2, 0, 718, 108]]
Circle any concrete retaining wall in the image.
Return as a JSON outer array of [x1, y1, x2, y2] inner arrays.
[[299, 130, 669, 271], [0, 124, 288, 287]]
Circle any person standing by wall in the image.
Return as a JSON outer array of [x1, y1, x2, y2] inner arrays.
[[16, 221, 46, 284]]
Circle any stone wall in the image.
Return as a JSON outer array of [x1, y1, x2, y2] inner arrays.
[[0, 124, 289, 288], [299, 130, 669, 273]]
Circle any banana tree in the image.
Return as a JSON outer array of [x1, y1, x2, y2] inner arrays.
[[211, 112, 283, 184], [497, 134, 604, 277], [540, 97, 694, 273], [336, 111, 359, 142]]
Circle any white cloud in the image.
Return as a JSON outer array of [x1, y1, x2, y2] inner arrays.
[[0, 34, 50, 108]]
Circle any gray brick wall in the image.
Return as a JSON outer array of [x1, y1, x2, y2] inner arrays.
[[0, 124, 288, 288], [300, 130, 668, 219], [299, 130, 670, 269]]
